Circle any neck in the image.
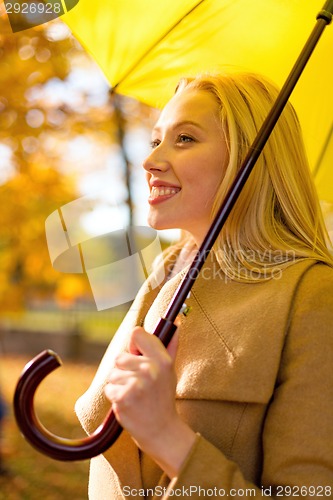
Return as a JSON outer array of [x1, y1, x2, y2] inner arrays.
[[168, 242, 198, 279]]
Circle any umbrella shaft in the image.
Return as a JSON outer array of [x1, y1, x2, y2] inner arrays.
[[318, 0, 333, 21]]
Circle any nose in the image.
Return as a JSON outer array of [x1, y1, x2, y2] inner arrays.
[[142, 146, 170, 174]]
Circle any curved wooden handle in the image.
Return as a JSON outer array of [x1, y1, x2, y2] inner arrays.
[[13, 320, 177, 461], [13, 350, 123, 461]]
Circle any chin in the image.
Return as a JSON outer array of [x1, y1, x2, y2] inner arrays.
[[148, 221, 169, 231], [147, 213, 170, 231]]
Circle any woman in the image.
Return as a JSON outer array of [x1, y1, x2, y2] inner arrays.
[[76, 72, 333, 498]]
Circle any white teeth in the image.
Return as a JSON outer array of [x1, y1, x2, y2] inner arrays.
[[151, 186, 180, 199]]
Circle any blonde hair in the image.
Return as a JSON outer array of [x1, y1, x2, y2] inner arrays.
[[173, 72, 333, 281]]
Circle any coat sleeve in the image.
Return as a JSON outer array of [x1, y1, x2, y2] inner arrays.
[[156, 264, 333, 499]]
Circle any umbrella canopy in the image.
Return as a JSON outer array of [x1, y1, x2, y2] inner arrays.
[[60, 0, 333, 201]]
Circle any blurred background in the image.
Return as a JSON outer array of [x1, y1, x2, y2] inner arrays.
[[0, 7, 332, 499], [0, 12, 172, 499]]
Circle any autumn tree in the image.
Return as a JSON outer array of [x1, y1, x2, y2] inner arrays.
[[0, 14, 120, 310]]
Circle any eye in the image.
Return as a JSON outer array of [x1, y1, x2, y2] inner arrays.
[[150, 139, 160, 149], [177, 134, 195, 145]]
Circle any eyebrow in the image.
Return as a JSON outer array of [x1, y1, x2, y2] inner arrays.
[[153, 120, 206, 133]]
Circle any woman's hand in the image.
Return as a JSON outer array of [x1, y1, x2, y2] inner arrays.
[[104, 326, 196, 478], [105, 326, 178, 445]]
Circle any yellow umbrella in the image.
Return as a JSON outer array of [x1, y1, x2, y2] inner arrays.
[[60, 0, 333, 201]]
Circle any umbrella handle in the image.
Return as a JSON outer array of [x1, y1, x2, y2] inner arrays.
[[13, 1, 332, 462], [13, 319, 176, 461]]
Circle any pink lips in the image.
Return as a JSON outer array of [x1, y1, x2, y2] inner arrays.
[[149, 179, 181, 189]]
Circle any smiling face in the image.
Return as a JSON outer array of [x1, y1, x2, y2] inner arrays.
[[143, 89, 228, 245]]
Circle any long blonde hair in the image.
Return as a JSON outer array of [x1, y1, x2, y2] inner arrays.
[[173, 72, 333, 281]]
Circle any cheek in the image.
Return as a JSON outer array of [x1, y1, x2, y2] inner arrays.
[[182, 181, 218, 215], [179, 152, 225, 204], [188, 163, 222, 199]]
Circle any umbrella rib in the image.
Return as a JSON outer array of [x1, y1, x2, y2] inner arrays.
[[313, 122, 333, 178], [112, 0, 206, 92]]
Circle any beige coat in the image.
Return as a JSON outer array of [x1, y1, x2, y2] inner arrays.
[[76, 254, 333, 499]]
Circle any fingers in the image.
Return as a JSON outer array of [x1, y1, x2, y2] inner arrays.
[[111, 358, 158, 384], [104, 324, 180, 444], [105, 326, 177, 402], [105, 370, 142, 404], [114, 351, 140, 370], [105, 361, 159, 410], [127, 326, 162, 356]]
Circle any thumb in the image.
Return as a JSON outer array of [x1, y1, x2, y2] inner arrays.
[[127, 325, 179, 362], [127, 326, 146, 355], [128, 326, 167, 357]]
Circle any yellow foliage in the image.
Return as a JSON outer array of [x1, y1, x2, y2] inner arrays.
[[55, 275, 89, 308]]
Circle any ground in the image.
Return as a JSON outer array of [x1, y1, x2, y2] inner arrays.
[[0, 355, 98, 499]]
